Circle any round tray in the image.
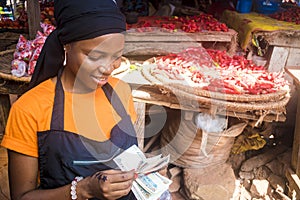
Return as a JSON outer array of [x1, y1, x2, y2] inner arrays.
[[141, 58, 289, 103]]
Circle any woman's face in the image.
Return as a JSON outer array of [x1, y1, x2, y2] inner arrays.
[[65, 33, 125, 92]]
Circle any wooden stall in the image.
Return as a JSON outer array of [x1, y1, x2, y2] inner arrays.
[[285, 68, 300, 199], [254, 30, 300, 72], [124, 28, 238, 59], [221, 10, 300, 72]]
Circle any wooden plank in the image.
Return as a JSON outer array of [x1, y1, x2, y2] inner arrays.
[[125, 29, 237, 42], [0, 95, 10, 138], [291, 87, 300, 175], [0, 32, 25, 40], [133, 97, 286, 122], [285, 69, 300, 175], [229, 32, 238, 55], [268, 46, 289, 72], [124, 29, 237, 56], [0, 147, 9, 200], [27, 0, 41, 40], [133, 101, 145, 150], [124, 42, 202, 56], [287, 48, 300, 67], [286, 167, 300, 199], [254, 30, 300, 48], [143, 133, 160, 153], [0, 32, 27, 51], [131, 85, 287, 122], [0, 164, 9, 200], [286, 68, 300, 86]]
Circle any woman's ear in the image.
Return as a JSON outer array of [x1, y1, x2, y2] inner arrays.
[[63, 44, 71, 65], [64, 44, 71, 52]]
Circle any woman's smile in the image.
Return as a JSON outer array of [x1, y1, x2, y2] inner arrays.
[[91, 75, 109, 86]]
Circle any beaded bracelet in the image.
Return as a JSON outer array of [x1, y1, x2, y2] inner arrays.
[[70, 176, 83, 200]]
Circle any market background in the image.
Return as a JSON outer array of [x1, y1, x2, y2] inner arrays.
[[1, 0, 300, 199]]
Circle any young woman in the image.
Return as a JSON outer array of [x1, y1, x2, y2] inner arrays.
[[1, 0, 138, 199]]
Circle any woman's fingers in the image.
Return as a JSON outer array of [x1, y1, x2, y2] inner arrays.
[[104, 187, 132, 199], [99, 170, 134, 199], [98, 170, 135, 183], [89, 169, 135, 199]]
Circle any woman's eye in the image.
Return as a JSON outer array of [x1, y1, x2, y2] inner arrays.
[[87, 52, 104, 60], [87, 52, 122, 62], [88, 55, 102, 61]]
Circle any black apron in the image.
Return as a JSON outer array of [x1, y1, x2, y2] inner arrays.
[[37, 69, 138, 200]]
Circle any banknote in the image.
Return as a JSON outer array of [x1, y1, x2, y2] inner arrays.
[[113, 145, 172, 200], [136, 173, 158, 193], [113, 144, 146, 171], [113, 144, 169, 174], [137, 154, 170, 174], [132, 172, 172, 200]]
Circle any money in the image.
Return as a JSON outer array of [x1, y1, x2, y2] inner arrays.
[[132, 172, 172, 200], [113, 145, 146, 171], [137, 155, 170, 174], [113, 144, 169, 174], [113, 145, 172, 200]]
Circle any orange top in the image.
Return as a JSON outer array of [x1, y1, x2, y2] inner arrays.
[[1, 77, 137, 158]]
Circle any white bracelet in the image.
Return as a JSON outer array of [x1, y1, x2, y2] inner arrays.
[[70, 176, 83, 200]]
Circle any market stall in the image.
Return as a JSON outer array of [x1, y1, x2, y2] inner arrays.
[[0, 1, 298, 199], [124, 15, 238, 57], [112, 46, 292, 199], [221, 9, 300, 72]]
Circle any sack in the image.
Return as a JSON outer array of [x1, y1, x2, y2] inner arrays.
[[160, 109, 247, 168]]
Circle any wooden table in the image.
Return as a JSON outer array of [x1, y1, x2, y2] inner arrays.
[[285, 68, 300, 198], [124, 28, 238, 58], [131, 86, 288, 122]]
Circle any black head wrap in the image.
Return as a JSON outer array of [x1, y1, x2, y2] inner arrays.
[[28, 0, 126, 90]]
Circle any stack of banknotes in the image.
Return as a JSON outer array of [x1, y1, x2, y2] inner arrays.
[[113, 145, 172, 200]]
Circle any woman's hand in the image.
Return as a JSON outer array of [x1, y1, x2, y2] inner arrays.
[[79, 169, 136, 200]]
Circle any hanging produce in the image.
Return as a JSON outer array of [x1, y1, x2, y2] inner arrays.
[[11, 23, 55, 77]]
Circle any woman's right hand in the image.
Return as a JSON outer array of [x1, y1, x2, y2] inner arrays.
[[78, 169, 136, 200]]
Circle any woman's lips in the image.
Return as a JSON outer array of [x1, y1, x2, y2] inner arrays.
[[91, 76, 108, 85]]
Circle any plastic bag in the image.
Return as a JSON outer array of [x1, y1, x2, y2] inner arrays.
[[194, 112, 227, 133]]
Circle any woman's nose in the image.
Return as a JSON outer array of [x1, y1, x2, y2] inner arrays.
[[98, 62, 114, 74]]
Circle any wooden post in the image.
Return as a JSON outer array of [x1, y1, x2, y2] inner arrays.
[[27, 0, 41, 40], [286, 48, 300, 67], [133, 101, 145, 150], [0, 95, 11, 140], [285, 69, 300, 174], [292, 84, 300, 175], [285, 68, 300, 199], [267, 46, 289, 72]]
